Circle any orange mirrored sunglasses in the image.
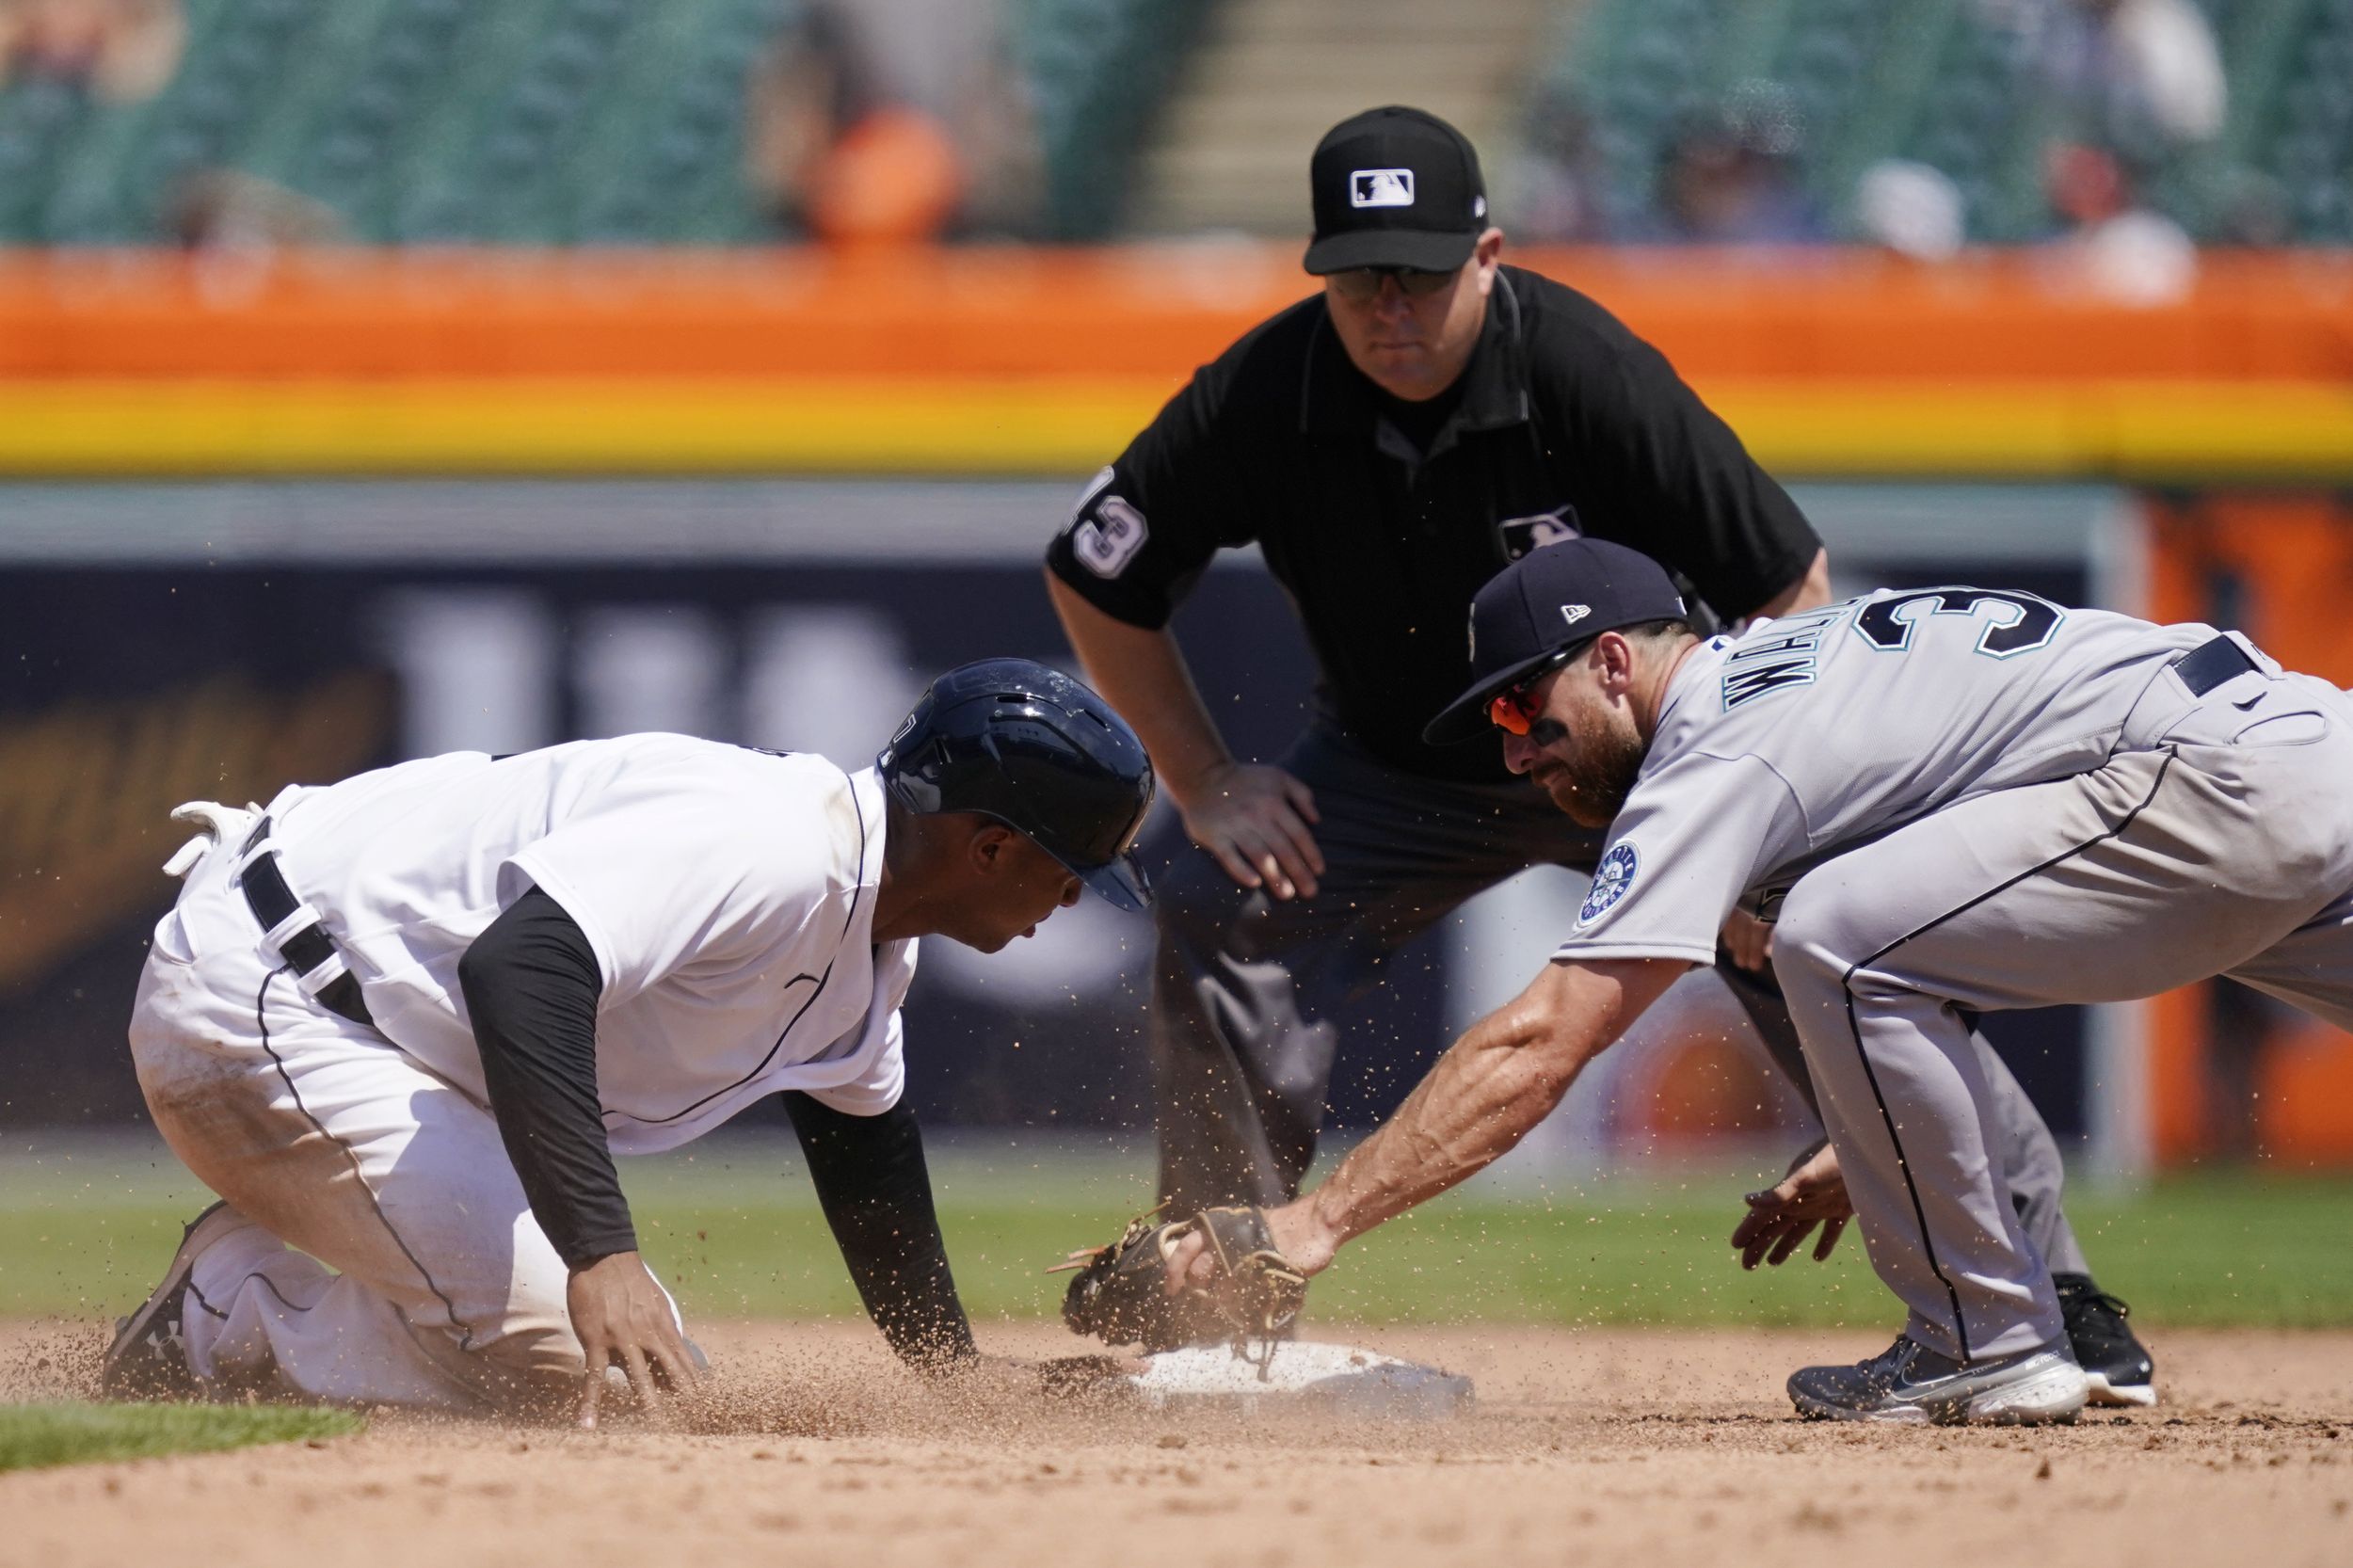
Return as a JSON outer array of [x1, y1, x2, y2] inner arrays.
[[1485, 649, 1576, 736]]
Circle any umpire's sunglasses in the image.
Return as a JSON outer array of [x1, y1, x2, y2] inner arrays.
[[1486, 648, 1577, 736], [1326, 265, 1457, 300]]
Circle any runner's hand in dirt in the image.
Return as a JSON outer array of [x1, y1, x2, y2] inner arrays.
[[570, 1250, 699, 1430], [1180, 761, 1322, 901], [1730, 1138, 1853, 1269]]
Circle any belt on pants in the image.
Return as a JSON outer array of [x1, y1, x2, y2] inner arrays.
[[236, 818, 374, 1028], [2172, 633, 2259, 697]]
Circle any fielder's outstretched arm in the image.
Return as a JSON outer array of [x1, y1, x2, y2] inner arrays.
[[1245, 957, 1689, 1276]]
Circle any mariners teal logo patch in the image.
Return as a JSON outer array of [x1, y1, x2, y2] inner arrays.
[[1580, 843, 1639, 924]]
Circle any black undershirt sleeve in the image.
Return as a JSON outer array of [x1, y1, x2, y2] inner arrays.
[[460, 886, 638, 1271], [782, 1090, 978, 1371]]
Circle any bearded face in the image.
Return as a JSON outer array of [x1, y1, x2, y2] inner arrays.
[[1519, 691, 1650, 828]]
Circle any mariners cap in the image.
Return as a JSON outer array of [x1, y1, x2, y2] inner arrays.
[[878, 658, 1156, 912], [1423, 538, 1689, 744], [1304, 105, 1489, 275]]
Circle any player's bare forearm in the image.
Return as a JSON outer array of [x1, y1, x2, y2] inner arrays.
[[1044, 568, 1233, 808], [1748, 547, 1833, 622], [1277, 958, 1689, 1270]]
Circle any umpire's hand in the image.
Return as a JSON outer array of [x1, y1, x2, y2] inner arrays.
[[1181, 761, 1324, 900], [569, 1250, 700, 1429]]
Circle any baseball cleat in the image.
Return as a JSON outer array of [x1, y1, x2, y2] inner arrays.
[[2056, 1272, 2156, 1407], [1787, 1334, 2088, 1425], [101, 1200, 241, 1400]]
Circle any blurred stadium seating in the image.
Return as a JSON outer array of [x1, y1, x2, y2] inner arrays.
[[1530, 0, 2352, 244], [0, 0, 1207, 243], [5, 0, 2345, 246]]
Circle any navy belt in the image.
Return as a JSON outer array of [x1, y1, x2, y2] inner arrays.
[[2174, 635, 2259, 697], [237, 819, 373, 1028]]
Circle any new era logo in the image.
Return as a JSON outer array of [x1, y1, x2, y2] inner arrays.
[[1561, 604, 1592, 629], [1351, 168, 1415, 208]]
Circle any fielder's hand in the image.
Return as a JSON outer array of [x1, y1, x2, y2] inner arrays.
[[569, 1250, 700, 1430], [1730, 1137, 1853, 1268], [1178, 761, 1323, 901]]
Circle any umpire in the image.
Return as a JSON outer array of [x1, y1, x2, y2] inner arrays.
[[1043, 105, 2150, 1400]]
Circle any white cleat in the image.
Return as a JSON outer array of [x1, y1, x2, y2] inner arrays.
[[1787, 1335, 2088, 1426], [2084, 1370, 2159, 1408]]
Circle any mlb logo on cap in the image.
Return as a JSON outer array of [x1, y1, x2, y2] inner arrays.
[[1305, 105, 1488, 276]]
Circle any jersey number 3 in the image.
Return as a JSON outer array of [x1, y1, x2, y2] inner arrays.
[[1073, 495, 1149, 579], [1853, 588, 2064, 659]]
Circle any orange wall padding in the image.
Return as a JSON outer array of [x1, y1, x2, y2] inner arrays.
[[1, 247, 2349, 381]]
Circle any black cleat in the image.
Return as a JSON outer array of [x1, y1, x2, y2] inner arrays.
[[100, 1201, 240, 1401], [1787, 1333, 2087, 1425], [2056, 1272, 2156, 1408]]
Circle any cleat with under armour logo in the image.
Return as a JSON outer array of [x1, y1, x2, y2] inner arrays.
[[101, 1200, 242, 1400]]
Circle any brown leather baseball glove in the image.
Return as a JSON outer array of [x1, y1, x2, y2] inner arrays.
[[1054, 1205, 1307, 1354]]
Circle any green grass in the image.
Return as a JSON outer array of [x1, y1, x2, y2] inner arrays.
[[3, 1136, 2347, 1330], [0, 1403, 361, 1472]]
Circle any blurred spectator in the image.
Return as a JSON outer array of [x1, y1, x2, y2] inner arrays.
[[1504, 84, 1611, 243], [1855, 159, 1968, 262], [0, 0, 181, 103], [2044, 139, 2197, 303], [2038, 0, 2225, 163], [169, 168, 344, 251], [1643, 82, 1827, 245], [745, 0, 1043, 245]]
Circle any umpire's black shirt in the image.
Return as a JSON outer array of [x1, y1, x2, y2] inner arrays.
[[1044, 264, 1821, 784]]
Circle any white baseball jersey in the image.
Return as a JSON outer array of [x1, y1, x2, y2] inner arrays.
[[264, 735, 912, 1152], [1555, 588, 2224, 965]]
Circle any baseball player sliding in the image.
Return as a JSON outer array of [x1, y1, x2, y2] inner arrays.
[[1130, 537, 2353, 1424], [104, 660, 1154, 1422]]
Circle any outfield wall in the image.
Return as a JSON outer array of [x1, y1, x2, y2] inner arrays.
[[0, 247, 2347, 479]]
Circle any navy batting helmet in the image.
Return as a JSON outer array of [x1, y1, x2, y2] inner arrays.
[[877, 658, 1155, 912]]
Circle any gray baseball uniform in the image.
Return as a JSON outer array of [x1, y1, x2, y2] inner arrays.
[[1558, 588, 2353, 1363]]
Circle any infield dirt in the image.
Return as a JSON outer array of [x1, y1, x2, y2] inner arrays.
[[3, 1320, 2347, 1568]]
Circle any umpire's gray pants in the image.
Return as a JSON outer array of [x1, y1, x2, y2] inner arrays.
[[1150, 718, 2086, 1276], [1771, 656, 2353, 1363]]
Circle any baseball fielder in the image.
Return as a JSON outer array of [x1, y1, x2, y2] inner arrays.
[[104, 659, 1153, 1420], [1163, 538, 2352, 1423]]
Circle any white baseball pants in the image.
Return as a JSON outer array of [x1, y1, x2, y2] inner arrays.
[[126, 814, 656, 1412]]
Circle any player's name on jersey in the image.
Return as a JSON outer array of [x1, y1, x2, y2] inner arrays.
[[1720, 603, 1847, 712]]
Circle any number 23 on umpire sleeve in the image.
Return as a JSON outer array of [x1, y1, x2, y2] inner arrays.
[[1073, 494, 1150, 579]]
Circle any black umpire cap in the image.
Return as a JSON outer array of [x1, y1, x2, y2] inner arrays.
[[1423, 539, 1689, 744], [878, 658, 1156, 911], [1305, 105, 1489, 276]]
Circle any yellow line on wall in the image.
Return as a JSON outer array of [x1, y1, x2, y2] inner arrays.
[[0, 377, 2346, 479]]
